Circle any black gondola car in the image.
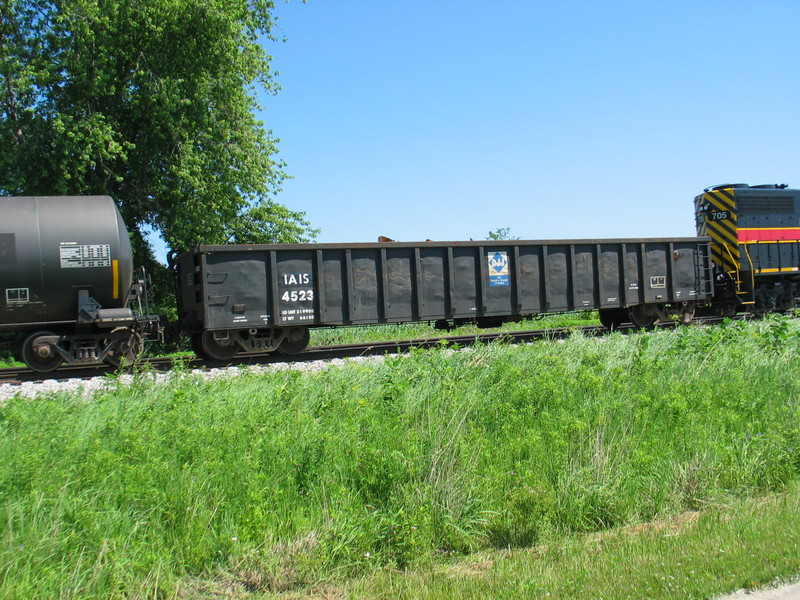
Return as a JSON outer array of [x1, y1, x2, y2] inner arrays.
[[172, 238, 714, 359]]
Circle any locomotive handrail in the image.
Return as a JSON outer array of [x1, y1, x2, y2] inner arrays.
[[742, 244, 756, 294], [722, 243, 743, 293]]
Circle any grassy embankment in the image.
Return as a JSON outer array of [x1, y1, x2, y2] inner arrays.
[[1, 316, 799, 599]]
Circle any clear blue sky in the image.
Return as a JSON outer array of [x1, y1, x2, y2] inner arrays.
[[258, 0, 800, 244]]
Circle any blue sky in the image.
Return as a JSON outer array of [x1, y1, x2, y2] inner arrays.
[[258, 0, 800, 244]]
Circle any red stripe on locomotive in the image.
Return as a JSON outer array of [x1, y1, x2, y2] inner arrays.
[[737, 227, 800, 242]]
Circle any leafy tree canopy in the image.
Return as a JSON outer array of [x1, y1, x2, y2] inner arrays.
[[0, 0, 317, 261]]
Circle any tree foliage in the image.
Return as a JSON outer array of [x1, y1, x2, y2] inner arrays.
[[486, 227, 520, 241], [0, 0, 316, 260]]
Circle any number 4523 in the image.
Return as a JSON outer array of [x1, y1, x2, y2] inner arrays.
[[281, 289, 314, 302]]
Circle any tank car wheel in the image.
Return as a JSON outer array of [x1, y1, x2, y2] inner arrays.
[[197, 330, 240, 361], [104, 328, 143, 368], [277, 327, 311, 355], [629, 305, 657, 328], [21, 331, 63, 372]]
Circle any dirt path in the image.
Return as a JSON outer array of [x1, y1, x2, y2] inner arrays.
[[718, 580, 800, 600]]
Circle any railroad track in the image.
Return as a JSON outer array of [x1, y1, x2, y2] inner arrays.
[[0, 316, 735, 385]]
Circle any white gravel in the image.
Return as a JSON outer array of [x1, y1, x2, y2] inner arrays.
[[0, 355, 387, 403]]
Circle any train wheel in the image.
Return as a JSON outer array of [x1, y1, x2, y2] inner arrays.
[[191, 333, 206, 357], [599, 308, 627, 330], [629, 305, 657, 328], [277, 327, 310, 355], [197, 330, 240, 361], [105, 328, 143, 368], [21, 331, 63, 372]]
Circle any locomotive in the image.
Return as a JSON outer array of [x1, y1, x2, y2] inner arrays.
[[694, 184, 800, 316], [1, 185, 798, 371]]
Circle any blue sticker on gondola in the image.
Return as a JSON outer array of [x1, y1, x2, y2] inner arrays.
[[488, 251, 509, 286]]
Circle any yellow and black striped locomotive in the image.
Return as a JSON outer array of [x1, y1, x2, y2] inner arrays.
[[695, 184, 800, 315]]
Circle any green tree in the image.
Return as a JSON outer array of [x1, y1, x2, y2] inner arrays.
[[486, 227, 520, 241], [0, 0, 316, 263]]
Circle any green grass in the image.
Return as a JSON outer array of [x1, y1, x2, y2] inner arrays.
[[351, 482, 800, 599], [1, 316, 799, 599], [0, 341, 22, 367], [308, 310, 599, 346]]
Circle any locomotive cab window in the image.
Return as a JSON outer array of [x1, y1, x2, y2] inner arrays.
[[0, 233, 16, 264]]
